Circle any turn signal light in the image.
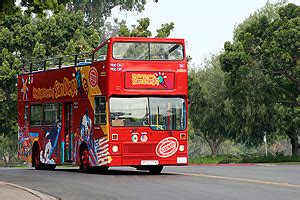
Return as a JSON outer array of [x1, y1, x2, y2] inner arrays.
[[180, 133, 186, 140], [112, 134, 118, 140]]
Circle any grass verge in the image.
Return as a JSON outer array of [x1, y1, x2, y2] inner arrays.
[[189, 154, 300, 164]]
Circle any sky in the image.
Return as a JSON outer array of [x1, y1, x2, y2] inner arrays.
[[109, 0, 300, 66]]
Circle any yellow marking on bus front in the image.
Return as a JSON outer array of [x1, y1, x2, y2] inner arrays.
[[103, 102, 109, 141]]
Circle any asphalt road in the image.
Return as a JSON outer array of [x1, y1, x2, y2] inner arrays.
[[0, 164, 300, 200]]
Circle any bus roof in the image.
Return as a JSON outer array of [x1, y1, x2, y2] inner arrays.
[[109, 37, 185, 44]]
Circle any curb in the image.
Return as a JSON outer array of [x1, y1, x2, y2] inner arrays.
[[0, 181, 58, 200]]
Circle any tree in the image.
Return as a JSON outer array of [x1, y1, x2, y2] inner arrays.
[[189, 56, 235, 156], [117, 17, 174, 38], [0, 0, 19, 18], [0, 8, 100, 165], [220, 3, 299, 155], [1, 1, 151, 28], [156, 22, 174, 38], [130, 18, 152, 37], [66, 0, 147, 28], [0, 62, 18, 165], [0, 8, 100, 64], [0, 135, 17, 166]]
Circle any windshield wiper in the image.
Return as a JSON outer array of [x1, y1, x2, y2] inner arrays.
[[131, 126, 138, 133], [168, 44, 180, 54], [167, 129, 173, 136]]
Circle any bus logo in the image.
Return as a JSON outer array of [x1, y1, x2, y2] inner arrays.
[[89, 67, 98, 88], [156, 137, 179, 158], [125, 71, 174, 90]]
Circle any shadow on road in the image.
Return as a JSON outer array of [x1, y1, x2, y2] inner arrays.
[[27, 167, 178, 176]]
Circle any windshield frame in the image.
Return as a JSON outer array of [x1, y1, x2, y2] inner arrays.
[[109, 96, 187, 131], [112, 42, 185, 61]]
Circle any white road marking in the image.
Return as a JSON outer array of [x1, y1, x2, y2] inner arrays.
[[169, 172, 300, 189]]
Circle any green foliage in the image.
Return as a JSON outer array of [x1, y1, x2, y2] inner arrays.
[[67, 0, 147, 29], [130, 18, 152, 37], [1, 1, 150, 29], [0, 134, 18, 166], [189, 154, 300, 164], [0, 9, 100, 63], [117, 17, 174, 38], [118, 22, 131, 37], [0, 8, 100, 164], [0, 63, 18, 136], [240, 153, 300, 164], [0, 63, 18, 165], [189, 56, 235, 156], [21, 0, 67, 17], [0, 0, 19, 19], [189, 156, 225, 164], [188, 121, 212, 157], [156, 22, 174, 38], [219, 3, 300, 153]]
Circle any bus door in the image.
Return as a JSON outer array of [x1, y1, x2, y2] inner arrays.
[[63, 103, 73, 162]]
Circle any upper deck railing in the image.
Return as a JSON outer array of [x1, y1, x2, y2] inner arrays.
[[16, 37, 185, 75], [19, 51, 96, 74]]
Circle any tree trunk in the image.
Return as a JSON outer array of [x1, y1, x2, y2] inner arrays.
[[2, 155, 8, 167], [199, 131, 224, 157], [8, 154, 14, 166], [210, 143, 218, 157], [289, 131, 299, 156], [208, 138, 223, 157]]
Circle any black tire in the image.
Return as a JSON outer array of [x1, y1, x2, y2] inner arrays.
[[32, 143, 44, 170], [32, 143, 56, 170], [79, 145, 91, 173], [45, 164, 56, 170], [148, 166, 163, 175], [96, 166, 109, 174]]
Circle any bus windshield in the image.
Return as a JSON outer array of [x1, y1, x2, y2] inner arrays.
[[112, 42, 184, 60], [109, 97, 186, 130]]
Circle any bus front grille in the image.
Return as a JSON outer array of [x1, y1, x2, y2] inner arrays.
[[123, 143, 156, 154]]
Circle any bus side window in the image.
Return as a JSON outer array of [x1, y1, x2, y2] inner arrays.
[[58, 103, 62, 123], [44, 103, 60, 126], [94, 44, 107, 62], [94, 96, 106, 125], [30, 104, 43, 126]]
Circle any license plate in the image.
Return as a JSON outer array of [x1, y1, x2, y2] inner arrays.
[[141, 160, 159, 165], [177, 157, 187, 164]]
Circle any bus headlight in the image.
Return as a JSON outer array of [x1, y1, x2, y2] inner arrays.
[[179, 145, 185, 152], [112, 145, 119, 153]]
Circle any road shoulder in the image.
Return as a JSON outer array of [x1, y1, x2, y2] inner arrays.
[[0, 181, 58, 200]]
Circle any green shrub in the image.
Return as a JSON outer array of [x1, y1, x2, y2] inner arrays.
[[189, 156, 224, 164], [218, 155, 242, 164], [189, 154, 300, 164]]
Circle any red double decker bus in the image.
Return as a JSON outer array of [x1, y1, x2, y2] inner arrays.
[[17, 37, 188, 174]]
